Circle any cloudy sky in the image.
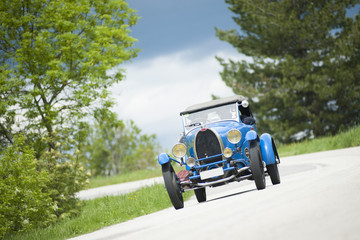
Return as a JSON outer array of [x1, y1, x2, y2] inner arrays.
[[110, 0, 246, 150]]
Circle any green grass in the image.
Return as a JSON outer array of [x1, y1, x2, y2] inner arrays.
[[88, 168, 162, 189], [278, 125, 360, 157], [88, 165, 186, 189], [7, 184, 193, 240]]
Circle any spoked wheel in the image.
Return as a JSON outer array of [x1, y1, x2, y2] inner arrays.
[[162, 163, 184, 210], [267, 163, 280, 185], [249, 140, 266, 190], [194, 188, 206, 203]]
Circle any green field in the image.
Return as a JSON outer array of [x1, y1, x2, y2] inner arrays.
[[8, 125, 360, 240], [88, 168, 162, 189], [278, 125, 360, 157]]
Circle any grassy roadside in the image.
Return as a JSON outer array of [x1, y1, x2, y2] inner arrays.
[[278, 125, 360, 157], [88, 168, 162, 189], [8, 184, 193, 240], [88, 165, 185, 189], [7, 125, 360, 240]]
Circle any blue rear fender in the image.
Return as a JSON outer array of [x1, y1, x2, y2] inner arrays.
[[260, 133, 276, 165]]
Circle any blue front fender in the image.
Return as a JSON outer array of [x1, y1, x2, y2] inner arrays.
[[260, 133, 276, 165], [245, 130, 257, 141], [158, 153, 171, 165]]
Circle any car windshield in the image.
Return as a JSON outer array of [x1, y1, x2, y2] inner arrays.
[[182, 103, 239, 133]]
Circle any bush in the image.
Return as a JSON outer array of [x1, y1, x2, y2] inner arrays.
[[0, 135, 56, 238], [41, 154, 89, 220], [0, 133, 90, 238]]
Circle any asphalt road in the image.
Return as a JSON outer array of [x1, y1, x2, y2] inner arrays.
[[70, 147, 360, 240]]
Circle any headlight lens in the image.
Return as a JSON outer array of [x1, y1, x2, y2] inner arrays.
[[227, 129, 242, 144], [223, 147, 233, 158], [186, 157, 196, 167], [172, 143, 186, 158]]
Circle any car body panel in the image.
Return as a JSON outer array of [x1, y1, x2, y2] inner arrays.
[[158, 152, 171, 165], [245, 130, 258, 141], [260, 133, 276, 165]]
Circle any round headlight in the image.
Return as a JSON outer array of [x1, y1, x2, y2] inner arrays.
[[223, 147, 233, 158], [227, 129, 242, 144], [172, 143, 186, 158], [186, 157, 196, 167]]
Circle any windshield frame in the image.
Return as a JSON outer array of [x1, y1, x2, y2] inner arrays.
[[181, 102, 240, 134]]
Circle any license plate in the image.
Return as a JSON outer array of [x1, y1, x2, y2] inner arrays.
[[200, 168, 224, 180]]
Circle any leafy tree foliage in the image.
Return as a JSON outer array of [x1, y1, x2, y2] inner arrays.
[[216, 0, 360, 142], [0, 0, 139, 233], [0, 0, 139, 152], [80, 109, 160, 176]]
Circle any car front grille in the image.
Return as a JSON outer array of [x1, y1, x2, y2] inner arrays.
[[194, 129, 223, 166]]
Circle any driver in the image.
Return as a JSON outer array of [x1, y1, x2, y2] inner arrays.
[[240, 115, 255, 125], [239, 102, 255, 125]]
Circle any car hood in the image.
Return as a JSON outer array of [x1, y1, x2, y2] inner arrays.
[[184, 121, 248, 149]]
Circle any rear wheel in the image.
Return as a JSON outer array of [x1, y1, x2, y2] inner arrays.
[[194, 188, 206, 203], [267, 163, 280, 185], [249, 140, 266, 190], [162, 163, 184, 210]]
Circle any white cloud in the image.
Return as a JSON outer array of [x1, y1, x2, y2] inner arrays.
[[110, 48, 248, 150]]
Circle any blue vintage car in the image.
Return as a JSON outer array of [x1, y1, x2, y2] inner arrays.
[[158, 95, 280, 209]]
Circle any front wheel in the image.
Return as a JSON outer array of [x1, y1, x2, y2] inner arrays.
[[162, 163, 184, 210], [267, 163, 280, 185], [249, 140, 266, 190], [194, 188, 206, 203]]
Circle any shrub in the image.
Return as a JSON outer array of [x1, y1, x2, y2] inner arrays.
[[0, 135, 56, 238], [0, 133, 90, 238], [41, 153, 89, 219]]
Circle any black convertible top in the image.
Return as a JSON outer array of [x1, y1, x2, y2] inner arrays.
[[180, 95, 247, 116]]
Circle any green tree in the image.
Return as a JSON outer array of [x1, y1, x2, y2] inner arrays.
[[0, 0, 139, 153], [81, 109, 160, 176], [0, 0, 139, 230], [216, 0, 360, 142]]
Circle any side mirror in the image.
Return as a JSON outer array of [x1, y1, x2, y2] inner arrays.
[[241, 100, 249, 108]]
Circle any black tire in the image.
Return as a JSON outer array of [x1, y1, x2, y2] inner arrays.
[[162, 163, 184, 210], [249, 140, 266, 190], [267, 163, 280, 185], [194, 188, 206, 203]]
